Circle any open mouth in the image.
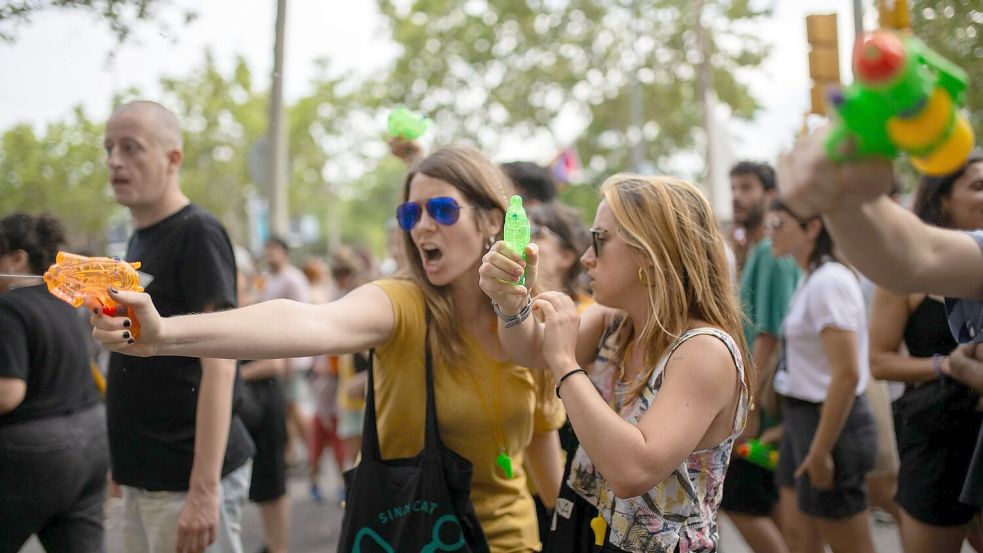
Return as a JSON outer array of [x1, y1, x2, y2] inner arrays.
[[420, 244, 443, 263], [111, 177, 130, 186]]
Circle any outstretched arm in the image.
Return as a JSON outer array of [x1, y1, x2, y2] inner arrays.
[[825, 197, 983, 298], [778, 127, 983, 299], [92, 282, 395, 360]]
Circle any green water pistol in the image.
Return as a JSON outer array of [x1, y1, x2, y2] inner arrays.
[[736, 439, 779, 472], [826, 30, 974, 176], [503, 195, 530, 287], [387, 106, 431, 140]]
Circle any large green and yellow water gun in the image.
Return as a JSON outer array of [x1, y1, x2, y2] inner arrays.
[[826, 30, 974, 176]]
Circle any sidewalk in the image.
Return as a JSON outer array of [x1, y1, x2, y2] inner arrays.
[[19, 472, 969, 552]]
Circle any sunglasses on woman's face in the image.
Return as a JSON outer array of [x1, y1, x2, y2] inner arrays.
[[395, 196, 472, 231], [589, 228, 607, 256]]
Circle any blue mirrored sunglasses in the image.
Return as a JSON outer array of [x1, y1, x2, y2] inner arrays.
[[396, 196, 470, 230]]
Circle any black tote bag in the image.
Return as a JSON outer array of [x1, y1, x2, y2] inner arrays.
[[337, 327, 489, 553]]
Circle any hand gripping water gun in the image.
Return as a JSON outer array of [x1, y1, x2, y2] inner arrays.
[[43, 251, 144, 337], [503, 195, 531, 286], [826, 30, 975, 176], [387, 106, 431, 140], [736, 439, 779, 472]]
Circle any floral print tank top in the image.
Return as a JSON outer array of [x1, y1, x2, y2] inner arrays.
[[567, 325, 749, 552]]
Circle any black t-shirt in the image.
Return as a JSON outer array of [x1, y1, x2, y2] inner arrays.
[[0, 285, 101, 425], [107, 204, 254, 491]]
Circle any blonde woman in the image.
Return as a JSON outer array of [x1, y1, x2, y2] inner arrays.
[[91, 146, 565, 553], [480, 175, 751, 552]]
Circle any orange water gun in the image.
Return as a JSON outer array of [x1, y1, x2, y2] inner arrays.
[[43, 251, 144, 337]]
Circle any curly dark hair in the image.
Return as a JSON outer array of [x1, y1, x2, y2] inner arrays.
[[0, 213, 67, 274]]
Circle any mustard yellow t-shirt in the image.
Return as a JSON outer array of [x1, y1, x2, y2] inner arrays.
[[372, 279, 565, 553]]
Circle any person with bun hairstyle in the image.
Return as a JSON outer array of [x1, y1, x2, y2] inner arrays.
[[0, 213, 109, 552]]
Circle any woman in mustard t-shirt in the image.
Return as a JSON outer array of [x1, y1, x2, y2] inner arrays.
[[91, 145, 565, 552]]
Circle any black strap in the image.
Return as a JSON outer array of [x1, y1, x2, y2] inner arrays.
[[360, 312, 438, 462]]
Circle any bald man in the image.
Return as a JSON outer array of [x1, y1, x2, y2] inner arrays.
[[104, 101, 254, 553]]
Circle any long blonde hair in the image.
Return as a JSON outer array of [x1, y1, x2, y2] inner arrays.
[[400, 145, 513, 367], [602, 174, 752, 405]]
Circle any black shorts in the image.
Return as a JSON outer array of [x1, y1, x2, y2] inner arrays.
[[894, 379, 982, 525], [720, 457, 779, 516], [776, 395, 877, 520], [240, 377, 288, 503]]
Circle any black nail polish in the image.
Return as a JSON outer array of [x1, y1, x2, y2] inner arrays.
[[123, 320, 131, 328], [122, 331, 130, 340]]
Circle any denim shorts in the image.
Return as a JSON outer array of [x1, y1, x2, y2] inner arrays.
[[776, 395, 877, 519]]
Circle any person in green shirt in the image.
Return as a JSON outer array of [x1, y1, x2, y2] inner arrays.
[[722, 161, 801, 553]]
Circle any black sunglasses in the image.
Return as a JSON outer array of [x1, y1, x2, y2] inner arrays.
[[395, 197, 473, 231], [589, 227, 607, 256]]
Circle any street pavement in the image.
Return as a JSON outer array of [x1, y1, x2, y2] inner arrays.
[[19, 465, 973, 552]]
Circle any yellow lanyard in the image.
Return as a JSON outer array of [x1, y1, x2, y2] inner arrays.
[[465, 359, 513, 479]]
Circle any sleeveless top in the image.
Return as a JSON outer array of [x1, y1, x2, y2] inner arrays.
[[903, 296, 958, 359], [566, 325, 749, 552]]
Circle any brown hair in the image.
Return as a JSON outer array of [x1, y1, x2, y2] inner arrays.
[[400, 145, 513, 366], [526, 202, 589, 297], [601, 174, 752, 406]]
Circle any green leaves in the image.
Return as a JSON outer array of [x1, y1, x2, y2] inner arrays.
[[373, 0, 770, 178]]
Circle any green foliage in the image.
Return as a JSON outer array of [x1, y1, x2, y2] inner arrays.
[[0, 0, 196, 43], [0, 107, 119, 252], [150, 54, 268, 246], [374, 0, 771, 178], [557, 183, 601, 226], [910, 0, 982, 139]]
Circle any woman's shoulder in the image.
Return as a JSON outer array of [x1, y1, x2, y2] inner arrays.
[[663, 330, 743, 392], [372, 277, 424, 304], [674, 327, 741, 364], [370, 278, 426, 350]]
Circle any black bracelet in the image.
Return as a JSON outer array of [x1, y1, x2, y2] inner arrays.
[[555, 368, 588, 398]]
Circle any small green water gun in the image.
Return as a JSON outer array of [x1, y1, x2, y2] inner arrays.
[[387, 106, 431, 140], [503, 195, 530, 286], [735, 439, 779, 472], [826, 30, 974, 176]]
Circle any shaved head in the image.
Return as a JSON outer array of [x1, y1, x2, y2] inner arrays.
[[110, 100, 183, 152]]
